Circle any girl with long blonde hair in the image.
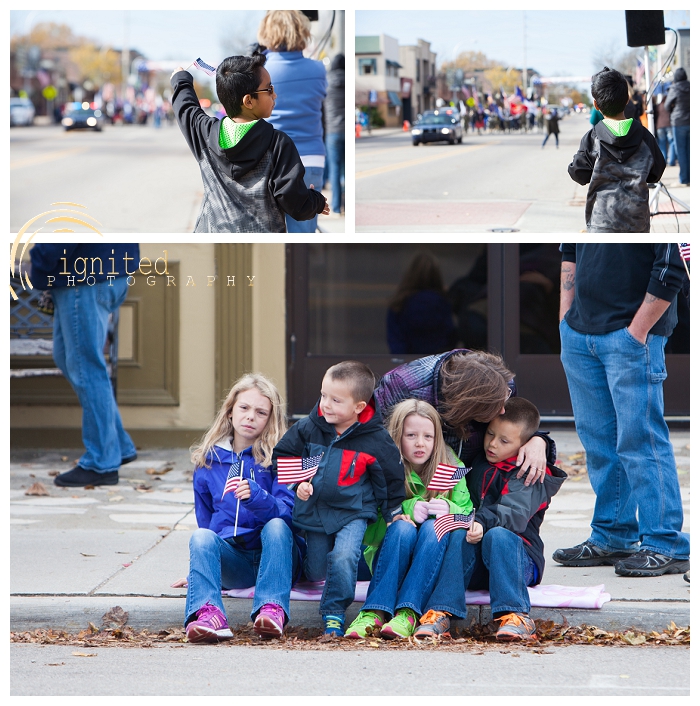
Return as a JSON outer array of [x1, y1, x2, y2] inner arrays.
[[346, 399, 473, 640], [183, 373, 305, 644]]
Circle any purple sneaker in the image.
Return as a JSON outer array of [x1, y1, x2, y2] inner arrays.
[[254, 603, 286, 639], [186, 603, 233, 643]]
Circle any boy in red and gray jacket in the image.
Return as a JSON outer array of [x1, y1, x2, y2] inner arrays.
[[410, 397, 566, 641]]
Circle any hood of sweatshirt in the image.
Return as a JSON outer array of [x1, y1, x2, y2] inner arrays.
[[593, 118, 647, 163], [208, 118, 276, 180]]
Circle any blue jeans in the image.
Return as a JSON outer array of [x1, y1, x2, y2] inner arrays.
[[304, 518, 367, 618], [390, 519, 454, 616], [672, 125, 690, 184], [285, 165, 324, 233], [656, 126, 676, 166], [419, 526, 535, 618], [560, 320, 689, 559], [362, 519, 418, 615], [325, 132, 345, 214], [542, 132, 558, 147], [184, 518, 299, 625], [52, 278, 136, 473]]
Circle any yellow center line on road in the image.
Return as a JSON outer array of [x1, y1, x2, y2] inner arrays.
[[11, 147, 90, 171], [356, 142, 498, 180]]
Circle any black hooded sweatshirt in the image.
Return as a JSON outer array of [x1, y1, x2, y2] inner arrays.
[[568, 119, 665, 233], [664, 79, 690, 126], [273, 397, 405, 536], [171, 71, 326, 233]]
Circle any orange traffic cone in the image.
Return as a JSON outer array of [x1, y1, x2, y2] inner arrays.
[[355, 123, 362, 138], [403, 120, 410, 131]]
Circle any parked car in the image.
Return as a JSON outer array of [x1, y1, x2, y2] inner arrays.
[[10, 97, 35, 126], [411, 111, 463, 145], [62, 102, 105, 131]]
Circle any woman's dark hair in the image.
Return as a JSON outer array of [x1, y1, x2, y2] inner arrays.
[[591, 66, 629, 117], [674, 67, 687, 82], [439, 350, 514, 433], [216, 53, 267, 118], [389, 250, 446, 314]]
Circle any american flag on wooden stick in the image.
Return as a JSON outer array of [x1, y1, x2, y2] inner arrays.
[[221, 460, 242, 499], [434, 512, 474, 542], [193, 58, 217, 76], [427, 464, 469, 492], [277, 453, 323, 484]]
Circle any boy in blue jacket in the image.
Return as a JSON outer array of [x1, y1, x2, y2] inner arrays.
[[273, 361, 406, 636]]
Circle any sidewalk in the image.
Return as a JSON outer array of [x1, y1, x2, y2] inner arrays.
[[10, 430, 690, 635]]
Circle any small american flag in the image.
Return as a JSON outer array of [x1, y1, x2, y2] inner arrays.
[[193, 58, 217, 76], [277, 453, 324, 484], [679, 243, 690, 262], [434, 512, 474, 542], [221, 460, 242, 499], [427, 463, 469, 492]]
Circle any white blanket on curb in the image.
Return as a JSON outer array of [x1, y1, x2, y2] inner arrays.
[[221, 581, 612, 610]]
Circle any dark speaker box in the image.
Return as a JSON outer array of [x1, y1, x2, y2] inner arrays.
[[625, 10, 666, 47]]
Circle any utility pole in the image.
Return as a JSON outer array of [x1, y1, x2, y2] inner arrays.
[[121, 11, 130, 101], [522, 11, 528, 94]]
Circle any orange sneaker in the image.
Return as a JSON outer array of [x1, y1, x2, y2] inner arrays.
[[495, 612, 537, 641], [413, 610, 451, 640]]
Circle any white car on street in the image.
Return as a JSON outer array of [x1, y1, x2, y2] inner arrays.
[[10, 97, 35, 126]]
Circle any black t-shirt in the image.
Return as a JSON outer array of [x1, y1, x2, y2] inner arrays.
[[560, 244, 685, 337]]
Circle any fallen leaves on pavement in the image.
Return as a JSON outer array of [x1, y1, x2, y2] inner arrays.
[[10, 617, 689, 650], [25, 482, 50, 496]]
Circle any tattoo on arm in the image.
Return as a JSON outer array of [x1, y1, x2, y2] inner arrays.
[[644, 293, 661, 304], [561, 266, 575, 291]]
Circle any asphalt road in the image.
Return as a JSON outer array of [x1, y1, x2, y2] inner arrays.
[[10, 643, 690, 696], [10, 122, 344, 234], [355, 112, 688, 233]]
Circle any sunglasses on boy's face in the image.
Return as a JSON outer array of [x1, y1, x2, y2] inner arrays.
[[251, 85, 274, 95]]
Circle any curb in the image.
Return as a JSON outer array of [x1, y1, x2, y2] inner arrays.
[[11, 596, 689, 634]]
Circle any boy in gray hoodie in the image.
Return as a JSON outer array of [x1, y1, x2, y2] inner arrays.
[[568, 66, 665, 233]]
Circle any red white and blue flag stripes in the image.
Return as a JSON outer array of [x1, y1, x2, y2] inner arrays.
[[277, 453, 324, 484], [678, 243, 690, 261], [221, 460, 242, 499], [427, 463, 469, 492], [434, 512, 475, 542], [193, 58, 217, 76]]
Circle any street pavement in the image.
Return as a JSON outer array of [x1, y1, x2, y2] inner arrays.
[[355, 112, 691, 233], [10, 643, 690, 696], [10, 430, 690, 636], [10, 122, 344, 234]]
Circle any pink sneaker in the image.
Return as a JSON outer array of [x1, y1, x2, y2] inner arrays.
[[254, 603, 286, 639], [186, 603, 233, 643]]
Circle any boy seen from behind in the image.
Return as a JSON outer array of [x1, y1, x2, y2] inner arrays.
[[273, 361, 405, 637], [568, 66, 665, 233], [411, 397, 566, 641], [171, 53, 328, 233]]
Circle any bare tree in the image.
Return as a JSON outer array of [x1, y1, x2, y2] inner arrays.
[[591, 40, 640, 78], [219, 14, 259, 57]]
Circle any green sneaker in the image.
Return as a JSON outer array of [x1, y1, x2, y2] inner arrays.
[[380, 608, 417, 639], [344, 610, 384, 639]]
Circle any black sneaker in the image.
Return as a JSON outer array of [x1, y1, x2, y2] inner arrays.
[[54, 466, 119, 487], [552, 540, 635, 567], [614, 550, 690, 577]]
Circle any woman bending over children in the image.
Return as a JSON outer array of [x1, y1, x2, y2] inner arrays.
[[184, 373, 305, 643]]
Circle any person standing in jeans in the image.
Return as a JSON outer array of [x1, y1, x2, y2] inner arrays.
[[29, 243, 140, 487], [653, 91, 676, 166], [553, 244, 690, 577], [258, 10, 328, 232], [664, 68, 690, 186], [324, 53, 345, 217]]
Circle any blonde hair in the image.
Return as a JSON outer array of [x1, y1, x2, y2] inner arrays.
[[190, 373, 287, 469], [440, 350, 513, 433], [258, 10, 312, 52], [385, 399, 453, 501]]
